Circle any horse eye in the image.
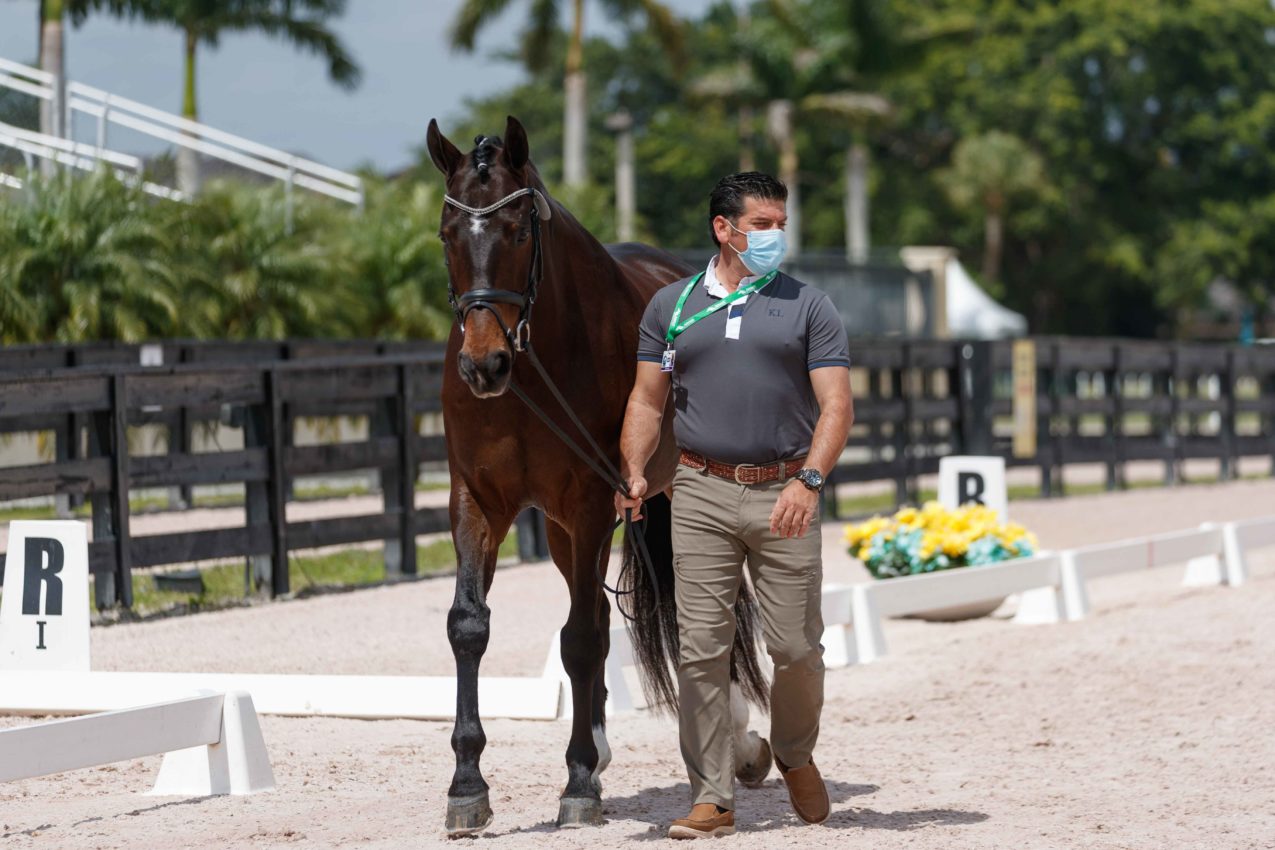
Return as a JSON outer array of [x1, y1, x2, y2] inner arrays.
[[515, 227, 530, 244]]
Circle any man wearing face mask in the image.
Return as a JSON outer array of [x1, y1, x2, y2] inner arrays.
[[615, 172, 854, 838]]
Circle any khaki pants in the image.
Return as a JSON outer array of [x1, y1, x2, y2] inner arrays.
[[670, 463, 825, 809]]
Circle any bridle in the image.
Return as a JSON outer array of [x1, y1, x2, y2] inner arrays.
[[440, 181, 661, 621], [442, 186, 552, 353]]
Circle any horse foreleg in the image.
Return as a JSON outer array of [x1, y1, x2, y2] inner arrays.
[[444, 488, 506, 837], [547, 517, 609, 828]]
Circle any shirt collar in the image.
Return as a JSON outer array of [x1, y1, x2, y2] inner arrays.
[[704, 255, 758, 299]]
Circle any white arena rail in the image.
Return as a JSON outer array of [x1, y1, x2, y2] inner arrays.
[[1063, 525, 1224, 618], [0, 691, 274, 796], [850, 554, 1066, 663], [0, 670, 561, 722], [0, 56, 363, 206], [0, 119, 183, 200]]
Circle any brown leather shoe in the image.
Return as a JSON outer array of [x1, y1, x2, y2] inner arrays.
[[777, 758, 830, 825], [668, 803, 735, 839]]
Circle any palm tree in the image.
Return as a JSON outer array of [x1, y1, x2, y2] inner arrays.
[[748, 0, 967, 260], [939, 131, 1048, 284], [91, 0, 360, 195], [0, 170, 180, 342], [37, 0, 67, 142], [450, 0, 683, 187], [802, 91, 891, 261]]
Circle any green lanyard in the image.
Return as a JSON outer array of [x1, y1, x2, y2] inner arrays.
[[664, 269, 778, 345]]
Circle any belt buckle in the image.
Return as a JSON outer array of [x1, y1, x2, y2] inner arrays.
[[733, 464, 757, 485]]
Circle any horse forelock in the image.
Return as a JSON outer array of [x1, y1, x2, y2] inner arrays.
[[472, 135, 504, 182]]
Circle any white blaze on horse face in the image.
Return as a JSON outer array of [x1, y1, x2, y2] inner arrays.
[[469, 217, 486, 237]]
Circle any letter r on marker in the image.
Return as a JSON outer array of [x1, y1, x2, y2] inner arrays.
[[22, 537, 65, 616]]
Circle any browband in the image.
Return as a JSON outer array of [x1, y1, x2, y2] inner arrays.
[[444, 187, 553, 221]]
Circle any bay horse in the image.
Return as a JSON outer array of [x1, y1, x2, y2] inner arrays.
[[427, 116, 771, 835]]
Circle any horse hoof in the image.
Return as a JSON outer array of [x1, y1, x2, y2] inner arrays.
[[446, 793, 494, 838], [736, 737, 773, 788], [556, 796, 604, 828]]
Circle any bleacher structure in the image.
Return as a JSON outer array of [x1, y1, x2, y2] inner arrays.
[[0, 55, 362, 207]]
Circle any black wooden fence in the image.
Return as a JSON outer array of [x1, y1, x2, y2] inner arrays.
[[832, 338, 1275, 513], [1, 337, 1273, 609]]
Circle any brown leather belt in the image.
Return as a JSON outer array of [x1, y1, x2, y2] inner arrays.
[[679, 449, 806, 486]]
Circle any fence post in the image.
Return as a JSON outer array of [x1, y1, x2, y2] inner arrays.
[[894, 343, 913, 506], [1043, 341, 1062, 497], [88, 374, 133, 609], [515, 509, 550, 562], [378, 364, 418, 578], [1110, 344, 1127, 490], [1220, 349, 1237, 481], [957, 340, 994, 455], [1164, 345, 1182, 485], [244, 371, 289, 597]]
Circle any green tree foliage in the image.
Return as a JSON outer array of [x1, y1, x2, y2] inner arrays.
[[881, 0, 1275, 333], [0, 172, 452, 343], [0, 172, 179, 342]]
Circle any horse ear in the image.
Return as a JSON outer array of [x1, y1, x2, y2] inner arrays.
[[503, 115, 530, 171], [427, 119, 463, 177]]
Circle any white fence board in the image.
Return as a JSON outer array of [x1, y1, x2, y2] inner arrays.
[[0, 694, 222, 782], [1074, 527, 1223, 581], [0, 670, 560, 721], [868, 555, 1061, 618], [1235, 517, 1275, 550]]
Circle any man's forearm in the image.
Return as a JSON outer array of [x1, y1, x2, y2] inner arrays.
[[804, 402, 853, 477], [619, 399, 665, 480]]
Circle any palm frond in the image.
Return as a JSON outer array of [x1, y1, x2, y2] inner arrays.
[[449, 0, 517, 52]]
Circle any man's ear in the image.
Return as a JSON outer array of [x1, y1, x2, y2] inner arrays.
[[503, 115, 530, 171], [427, 118, 463, 176]]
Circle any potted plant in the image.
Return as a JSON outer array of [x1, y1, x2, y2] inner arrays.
[[844, 502, 1039, 621]]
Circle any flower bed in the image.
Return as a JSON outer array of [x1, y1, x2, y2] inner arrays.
[[845, 502, 1038, 580]]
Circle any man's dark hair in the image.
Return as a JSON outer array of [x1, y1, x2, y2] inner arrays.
[[708, 171, 788, 246]]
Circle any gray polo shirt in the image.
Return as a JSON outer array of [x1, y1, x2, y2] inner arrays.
[[637, 270, 851, 465]]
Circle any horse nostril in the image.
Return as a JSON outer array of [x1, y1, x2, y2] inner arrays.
[[486, 351, 512, 380], [458, 353, 478, 382]]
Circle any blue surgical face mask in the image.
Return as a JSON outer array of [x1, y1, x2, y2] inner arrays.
[[727, 220, 787, 276]]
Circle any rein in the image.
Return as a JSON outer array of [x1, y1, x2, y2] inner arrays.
[[443, 186, 660, 621]]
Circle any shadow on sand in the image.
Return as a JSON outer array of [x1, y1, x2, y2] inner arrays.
[[600, 779, 988, 840]]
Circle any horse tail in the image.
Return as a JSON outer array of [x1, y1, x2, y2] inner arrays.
[[623, 492, 771, 715]]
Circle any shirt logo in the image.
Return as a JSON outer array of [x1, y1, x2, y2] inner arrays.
[[767, 308, 784, 318]]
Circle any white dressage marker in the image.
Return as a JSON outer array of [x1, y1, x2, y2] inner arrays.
[[938, 456, 1008, 520], [0, 520, 91, 672], [0, 690, 274, 796], [0, 670, 560, 722]]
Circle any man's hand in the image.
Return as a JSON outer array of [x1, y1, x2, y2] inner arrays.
[[769, 479, 820, 538], [615, 475, 648, 521]]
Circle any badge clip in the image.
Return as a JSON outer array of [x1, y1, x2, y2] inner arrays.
[[660, 347, 676, 373]]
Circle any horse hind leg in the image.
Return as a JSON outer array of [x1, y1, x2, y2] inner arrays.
[[731, 683, 774, 788], [550, 519, 610, 829]]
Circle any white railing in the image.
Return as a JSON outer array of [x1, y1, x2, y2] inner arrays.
[[0, 119, 183, 200], [0, 55, 363, 207], [0, 690, 274, 796]]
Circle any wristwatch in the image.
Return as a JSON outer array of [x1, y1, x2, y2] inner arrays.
[[795, 467, 825, 492]]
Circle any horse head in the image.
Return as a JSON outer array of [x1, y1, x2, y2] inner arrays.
[[428, 115, 551, 399]]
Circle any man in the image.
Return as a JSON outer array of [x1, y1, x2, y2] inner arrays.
[[615, 172, 854, 838]]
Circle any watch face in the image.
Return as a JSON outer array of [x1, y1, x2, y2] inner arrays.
[[799, 469, 823, 489]]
